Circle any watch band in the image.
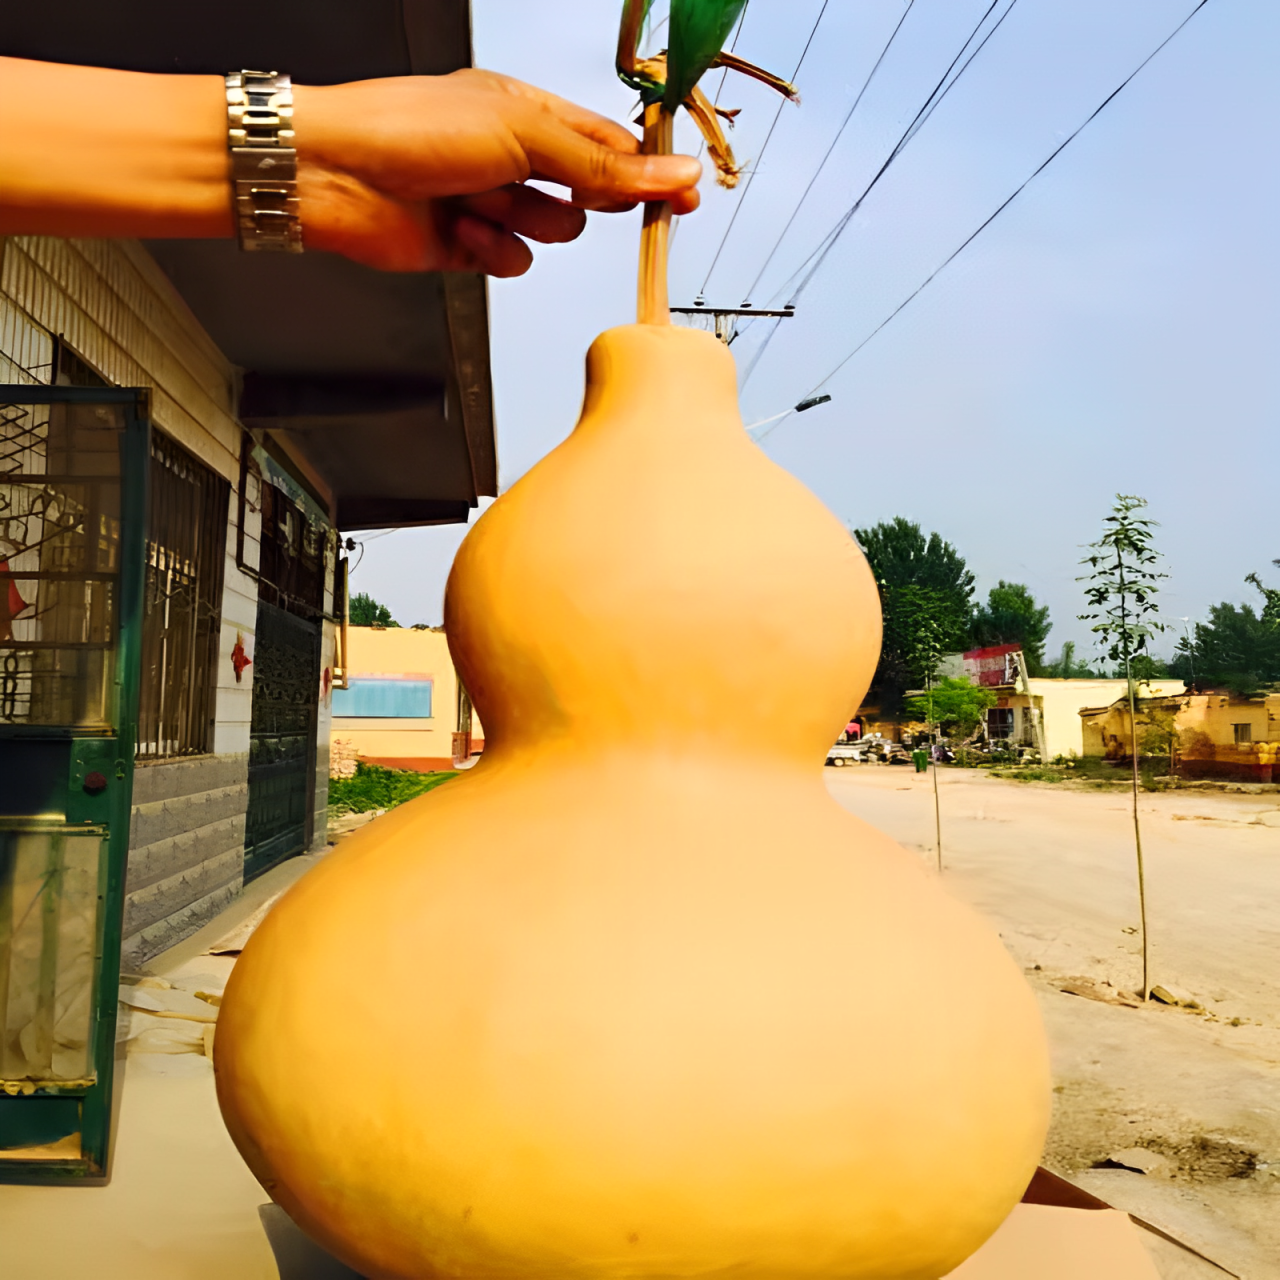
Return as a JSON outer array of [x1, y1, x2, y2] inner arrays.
[[226, 70, 303, 253]]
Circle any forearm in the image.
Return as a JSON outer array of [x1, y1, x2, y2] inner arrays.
[[0, 58, 701, 274], [0, 57, 232, 238]]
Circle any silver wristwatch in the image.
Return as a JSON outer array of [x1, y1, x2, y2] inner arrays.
[[226, 70, 303, 253]]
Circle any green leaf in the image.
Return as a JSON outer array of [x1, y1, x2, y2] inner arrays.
[[616, 0, 665, 99], [664, 0, 748, 111]]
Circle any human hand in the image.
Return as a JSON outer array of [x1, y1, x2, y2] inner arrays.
[[296, 69, 703, 274]]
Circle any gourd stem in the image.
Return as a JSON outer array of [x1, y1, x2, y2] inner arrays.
[[638, 103, 674, 325]]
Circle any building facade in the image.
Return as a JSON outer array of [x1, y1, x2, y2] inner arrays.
[[927, 644, 1185, 757], [1080, 690, 1280, 782], [996, 678, 1185, 759], [331, 625, 483, 774], [1, 236, 339, 966]]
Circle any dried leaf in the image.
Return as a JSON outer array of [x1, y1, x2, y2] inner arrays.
[[711, 50, 799, 102], [684, 84, 741, 187]]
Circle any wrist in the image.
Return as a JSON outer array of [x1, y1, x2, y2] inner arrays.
[[291, 83, 349, 170]]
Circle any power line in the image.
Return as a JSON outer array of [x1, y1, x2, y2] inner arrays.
[[742, 0, 918, 307], [734, 0, 1020, 385], [784, 0, 1018, 308], [756, 0, 1215, 444], [698, 0, 830, 296]]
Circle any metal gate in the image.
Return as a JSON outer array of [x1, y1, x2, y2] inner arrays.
[[0, 385, 148, 1181], [243, 600, 321, 882]]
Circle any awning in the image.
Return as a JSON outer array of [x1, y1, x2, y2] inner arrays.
[[1, 0, 497, 530]]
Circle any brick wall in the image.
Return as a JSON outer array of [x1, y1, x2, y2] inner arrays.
[[123, 754, 250, 967]]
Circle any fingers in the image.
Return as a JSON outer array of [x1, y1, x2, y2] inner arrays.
[[665, 185, 702, 217], [570, 186, 701, 216], [474, 71, 703, 215], [518, 111, 702, 210], [492, 73, 704, 215], [458, 185, 586, 244], [677, 186, 701, 215], [300, 162, 529, 276], [451, 213, 534, 278], [480, 71, 642, 155]]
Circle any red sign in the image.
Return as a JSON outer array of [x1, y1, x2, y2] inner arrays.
[[231, 631, 253, 683]]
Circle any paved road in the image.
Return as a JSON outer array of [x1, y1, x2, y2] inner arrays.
[[826, 766, 1280, 1279], [825, 766, 1280, 1023]]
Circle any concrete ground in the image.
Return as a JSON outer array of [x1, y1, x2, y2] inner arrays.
[[826, 765, 1280, 1280], [3, 774, 1273, 1279], [0, 853, 323, 1280]]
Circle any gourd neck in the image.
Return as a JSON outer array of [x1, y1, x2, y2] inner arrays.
[[572, 325, 745, 451]]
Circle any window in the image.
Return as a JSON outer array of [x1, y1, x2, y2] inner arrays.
[[257, 480, 326, 619], [136, 431, 229, 758], [332, 678, 433, 718], [1233, 723, 1252, 746], [987, 708, 1015, 740]]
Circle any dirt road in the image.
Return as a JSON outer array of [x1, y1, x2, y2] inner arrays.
[[826, 766, 1280, 1279]]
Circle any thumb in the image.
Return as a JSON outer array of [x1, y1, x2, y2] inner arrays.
[[520, 115, 702, 209]]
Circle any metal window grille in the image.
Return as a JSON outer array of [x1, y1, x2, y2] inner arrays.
[[1233, 723, 1252, 746], [257, 481, 325, 619], [0, 399, 123, 727], [136, 432, 229, 759]]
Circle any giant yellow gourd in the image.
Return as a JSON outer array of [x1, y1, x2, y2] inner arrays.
[[215, 325, 1050, 1280]]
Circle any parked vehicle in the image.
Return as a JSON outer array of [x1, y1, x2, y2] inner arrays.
[[825, 733, 913, 767]]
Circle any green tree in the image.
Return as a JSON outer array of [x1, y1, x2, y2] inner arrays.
[[855, 517, 976, 604], [1172, 598, 1280, 694], [1078, 494, 1168, 1002], [905, 677, 996, 739], [348, 592, 399, 627], [1246, 559, 1280, 627], [1129, 653, 1170, 680], [853, 518, 975, 709], [971, 581, 1052, 673], [875, 584, 970, 699], [1044, 640, 1102, 679], [1138, 702, 1178, 775]]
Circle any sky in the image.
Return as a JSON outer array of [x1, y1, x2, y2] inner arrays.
[[351, 0, 1280, 661]]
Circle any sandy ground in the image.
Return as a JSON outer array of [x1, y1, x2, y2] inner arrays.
[[826, 766, 1280, 1280]]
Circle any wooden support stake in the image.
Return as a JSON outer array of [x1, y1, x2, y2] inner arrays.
[[637, 103, 674, 326]]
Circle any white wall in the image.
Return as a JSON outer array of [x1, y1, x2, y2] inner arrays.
[[1030, 678, 1186, 758], [213, 472, 261, 757]]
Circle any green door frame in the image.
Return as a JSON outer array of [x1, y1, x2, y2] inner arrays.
[[0, 385, 149, 1182]]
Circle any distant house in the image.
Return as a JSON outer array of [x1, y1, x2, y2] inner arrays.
[[926, 645, 1184, 757], [331, 627, 483, 774], [998, 678, 1185, 759], [1080, 690, 1280, 783]]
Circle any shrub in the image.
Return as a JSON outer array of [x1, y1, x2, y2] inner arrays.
[[329, 762, 457, 814]]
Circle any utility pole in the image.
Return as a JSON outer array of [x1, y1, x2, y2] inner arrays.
[[670, 302, 795, 345], [927, 669, 943, 874], [1178, 617, 1197, 687], [1013, 649, 1048, 762]]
